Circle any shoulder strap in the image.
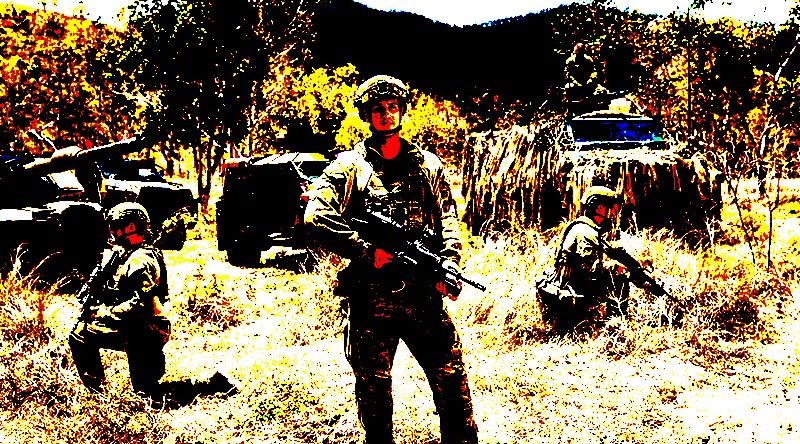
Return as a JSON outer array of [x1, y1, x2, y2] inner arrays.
[[352, 142, 374, 193], [554, 218, 595, 267]]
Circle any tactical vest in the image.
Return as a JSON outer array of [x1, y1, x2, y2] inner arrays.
[[350, 140, 442, 241], [103, 244, 168, 307]]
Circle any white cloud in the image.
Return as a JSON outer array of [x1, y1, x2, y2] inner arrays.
[[8, 0, 795, 27], [8, 0, 131, 24], [611, 0, 794, 23]]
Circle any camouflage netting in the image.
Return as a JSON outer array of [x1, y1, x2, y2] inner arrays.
[[462, 119, 566, 235], [461, 117, 722, 237]]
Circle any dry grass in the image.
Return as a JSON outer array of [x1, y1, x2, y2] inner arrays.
[[0, 178, 798, 443]]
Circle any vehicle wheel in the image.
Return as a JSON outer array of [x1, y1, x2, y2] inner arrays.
[[227, 248, 260, 267], [57, 204, 107, 289], [156, 208, 191, 250], [158, 228, 187, 250]]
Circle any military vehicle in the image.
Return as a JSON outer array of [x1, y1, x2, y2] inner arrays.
[[97, 158, 197, 250], [216, 152, 330, 266], [0, 137, 146, 285], [557, 110, 721, 232], [462, 109, 722, 238]]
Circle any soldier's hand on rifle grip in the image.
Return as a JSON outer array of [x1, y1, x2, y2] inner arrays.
[[437, 260, 463, 301], [372, 247, 394, 269]]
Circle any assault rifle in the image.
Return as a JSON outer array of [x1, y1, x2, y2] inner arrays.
[[75, 249, 124, 323], [350, 209, 486, 294], [599, 239, 684, 308]]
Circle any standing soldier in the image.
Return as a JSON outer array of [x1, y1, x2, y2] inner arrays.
[[69, 202, 171, 397], [304, 75, 479, 443], [539, 186, 627, 332]]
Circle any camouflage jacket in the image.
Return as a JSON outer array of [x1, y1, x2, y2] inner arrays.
[[559, 216, 613, 300], [95, 243, 168, 324], [565, 53, 599, 90], [304, 137, 461, 266]]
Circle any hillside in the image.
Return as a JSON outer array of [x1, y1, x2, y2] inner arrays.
[[313, 0, 565, 103]]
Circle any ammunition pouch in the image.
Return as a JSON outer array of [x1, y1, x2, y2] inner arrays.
[[534, 267, 573, 301], [535, 267, 586, 324], [334, 262, 410, 296], [146, 315, 171, 345]]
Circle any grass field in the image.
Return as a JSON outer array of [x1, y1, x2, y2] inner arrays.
[[0, 176, 797, 443]]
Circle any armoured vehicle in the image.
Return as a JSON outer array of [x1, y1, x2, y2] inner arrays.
[[557, 110, 721, 232], [97, 158, 197, 250], [462, 109, 721, 238], [216, 152, 330, 266], [0, 137, 146, 284]]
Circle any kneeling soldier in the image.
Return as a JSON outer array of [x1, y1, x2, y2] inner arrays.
[[69, 202, 170, 396]]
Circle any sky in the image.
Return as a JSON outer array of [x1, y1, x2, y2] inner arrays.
[[7, 0, 131, 25], [4, 0, 796, 26]]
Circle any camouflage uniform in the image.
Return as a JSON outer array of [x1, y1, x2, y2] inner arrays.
[[542, 215, 627, 332], [564, 48, 604, 116], [304, 137, 478, 443], [565, 52, 600, 97], [69, 243, 170, 395]]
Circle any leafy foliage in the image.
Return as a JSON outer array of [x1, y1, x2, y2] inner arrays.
[[252, 63, 360, 154], [0, 8, 130, 150], [252, 62, 468, 158], [115, 0, 270, 208]]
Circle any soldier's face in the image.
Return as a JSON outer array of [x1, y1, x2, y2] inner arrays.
[[596, 203, 620, 220], [369, 99, 402, 132], [111, 222, 144, 247]]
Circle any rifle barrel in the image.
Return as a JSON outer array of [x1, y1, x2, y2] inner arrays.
[[460, 275, 487, 292]]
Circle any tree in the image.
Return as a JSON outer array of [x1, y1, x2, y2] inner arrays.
[[0, 8, 128, 150], [116, 0, 265, 209], [251, 63, 360, 155], [114, 0, 321, 209]]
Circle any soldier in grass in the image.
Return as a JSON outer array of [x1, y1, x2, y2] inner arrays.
[[69, 202, 172, 397], [304, 75, 479, 443], [70, 202, 236, 403], [538, 186, 629, 332]]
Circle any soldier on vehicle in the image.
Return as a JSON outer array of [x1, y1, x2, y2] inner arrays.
[[69, 202, 237, 403], [564, 42, 607, 117], [69, 202, 171, 397], [538, 186, 628, 332], [304, 74, 479, 443]]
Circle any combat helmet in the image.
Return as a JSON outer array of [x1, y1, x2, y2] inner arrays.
[[107, 201, 150, 232], [580, 185, 619, 212], [354, 75, 410, 120]]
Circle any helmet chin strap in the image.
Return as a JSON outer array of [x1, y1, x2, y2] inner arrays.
[[371, 126, 401, 138]]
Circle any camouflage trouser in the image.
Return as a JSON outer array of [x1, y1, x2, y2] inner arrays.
[[345, 283, 478, 444], [540, 273, 629, 333], [69, 315, 170, 395]]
